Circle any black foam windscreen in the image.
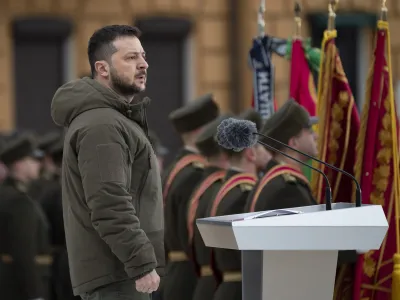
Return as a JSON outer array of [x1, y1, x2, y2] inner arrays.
[[216, 118, 258, 152]]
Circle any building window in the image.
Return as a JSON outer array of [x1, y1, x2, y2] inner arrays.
[[308, 13, 377, 111]]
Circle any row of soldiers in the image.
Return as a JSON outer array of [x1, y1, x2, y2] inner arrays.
[[0, 130, 80, 300], [159, 94, 319, 300], [0, 125, 170, 300]]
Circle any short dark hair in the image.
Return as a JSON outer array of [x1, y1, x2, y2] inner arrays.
[[221, 148, 244, 160], [88, 25, 142, 77]]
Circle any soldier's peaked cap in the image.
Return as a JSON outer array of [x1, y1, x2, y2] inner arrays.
[[238, 108, 263, 130], [261, 99, 318, 145], [169, 93, 220, 133], [38, 130, 62, 153], [49, 137, 64, 156], [0, 133, 44, 166], [195, 113, 234, 157]]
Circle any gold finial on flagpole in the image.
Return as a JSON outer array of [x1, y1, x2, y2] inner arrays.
[[381, 0, 388, 21], [327, 0, 338, 30], [294, 2, 302, 38]]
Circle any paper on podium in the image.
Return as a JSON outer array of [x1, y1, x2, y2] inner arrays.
[[233, 209, 302, 221]]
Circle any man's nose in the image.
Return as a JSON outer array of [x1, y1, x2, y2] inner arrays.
[[138, 58, 149, 70]]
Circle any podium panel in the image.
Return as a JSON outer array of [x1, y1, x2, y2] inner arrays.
[[242, 250, 338, 300], [196, 203, 389, 300]]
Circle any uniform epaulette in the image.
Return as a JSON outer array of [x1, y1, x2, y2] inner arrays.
[[163, 154, 207, 205], [240, 183, 254, 192], [282, 173, 297, 183], [192, 161, 206, 169], [187, 170, 226, 245], [210, 173, 257, 217], [248, 164, 310, 212]]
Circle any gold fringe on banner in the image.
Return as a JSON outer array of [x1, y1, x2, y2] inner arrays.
[[379, 8, 400, 298]]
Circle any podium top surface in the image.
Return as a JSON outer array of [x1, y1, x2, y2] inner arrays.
[[197, 203, 384, 227], [196, 203, 388, 250]]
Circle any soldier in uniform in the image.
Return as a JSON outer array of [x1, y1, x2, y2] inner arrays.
[[163, 94, 219, 300], [0, 133, 52, 300], [187, 114, 232, 300], [238, 108, 272, 174], [148, 130, 169, 174], [208, 109, 270, 300], [29, 130, 61, 201], [40, 138, 80, 300], [245, 99, 318, 213]]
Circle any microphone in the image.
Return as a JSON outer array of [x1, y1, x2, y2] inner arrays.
[[217, 118, 333, 210], [216, 118, 362, 209]]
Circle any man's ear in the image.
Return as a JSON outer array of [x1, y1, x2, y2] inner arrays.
[[245, 147, 256, 163], [288, 136, 297, 148], [94, 61, 110, 78]]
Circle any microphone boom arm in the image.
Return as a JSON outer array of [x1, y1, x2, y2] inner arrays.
[[255, 132, 362, 207], [257, 140, 333, 210]]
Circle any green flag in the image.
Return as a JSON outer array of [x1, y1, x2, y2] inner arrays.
[[301, 159, 313, 182]]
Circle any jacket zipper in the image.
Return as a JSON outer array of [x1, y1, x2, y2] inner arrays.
[[127, 151, 133, 193], [142, 108, 149, 136], [135, 155, 151, 214]]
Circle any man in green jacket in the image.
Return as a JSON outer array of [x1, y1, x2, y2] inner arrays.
[[51, 25, 164, 300]]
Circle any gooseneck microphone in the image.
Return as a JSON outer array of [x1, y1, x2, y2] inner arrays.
[[217, 118, 362, 209], [217, 118, 333, 210]]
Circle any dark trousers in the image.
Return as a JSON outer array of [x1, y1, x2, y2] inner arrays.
[[213, 282, 242, 300], [80, 280, 152, 300], [192, 276, 218, 300], [162, 261, 197, 300], [53, 249, 80, 300]]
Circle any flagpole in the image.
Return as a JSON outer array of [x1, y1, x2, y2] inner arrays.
[[294, 2, 301, 39], [258, 0, 265, 37], [327, 0, 338, 31], [381, 0, 387, 21]]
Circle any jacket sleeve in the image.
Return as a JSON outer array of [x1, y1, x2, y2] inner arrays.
[[77, 124, 157, 279], [9, 200, 42, 299]]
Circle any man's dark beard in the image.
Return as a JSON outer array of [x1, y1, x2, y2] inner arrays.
[[110, 69, 144, 97]]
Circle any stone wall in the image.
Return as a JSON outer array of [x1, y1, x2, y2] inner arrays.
[[0, 0, 400, 130], [0, 0, 231, 130]]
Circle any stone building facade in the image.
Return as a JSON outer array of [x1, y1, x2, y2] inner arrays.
[[0, 0, 399, 133]]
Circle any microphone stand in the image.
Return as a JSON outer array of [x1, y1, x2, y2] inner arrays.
[[256, 140, 333, 210], [254, 132, 362, 207]]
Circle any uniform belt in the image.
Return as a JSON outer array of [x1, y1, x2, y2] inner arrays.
[[223, 271, 242, 282], [1, 254, 53, 265], [200, 265, 213, 277], [168, 251, 188, 262]]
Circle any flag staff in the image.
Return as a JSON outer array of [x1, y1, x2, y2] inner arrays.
[[294, 2, 302, 39], [327, 0, 338, 31], [257, 0, 265, 37], [381, 0, 387, 21]]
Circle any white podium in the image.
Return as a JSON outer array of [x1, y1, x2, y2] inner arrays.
[[196, 203, 388, 300]]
